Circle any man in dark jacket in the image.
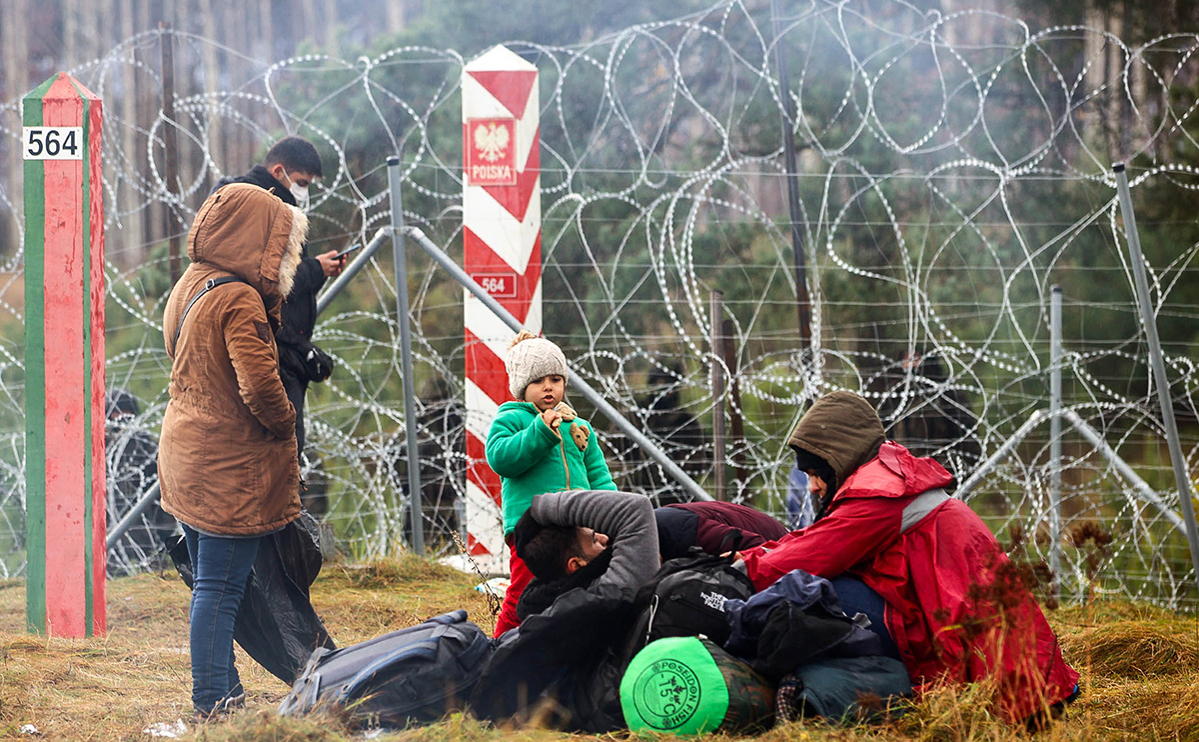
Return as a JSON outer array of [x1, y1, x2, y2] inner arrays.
[[214, 136, 343, 457], [471, 490, 658, 732], [514, 499, 787, 616], [512, 490, 657, 618]]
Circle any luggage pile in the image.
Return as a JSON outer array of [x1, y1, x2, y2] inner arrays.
[[277, 556, 912, 733]]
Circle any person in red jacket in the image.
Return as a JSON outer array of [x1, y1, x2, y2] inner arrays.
[[737, 390, 1079, 726]]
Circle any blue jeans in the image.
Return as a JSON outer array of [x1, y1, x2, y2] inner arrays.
[[182, 525, 260, 713], [829, 575, 902, 661]]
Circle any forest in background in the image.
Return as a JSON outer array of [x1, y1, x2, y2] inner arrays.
[[3, 0, 1198, 354]]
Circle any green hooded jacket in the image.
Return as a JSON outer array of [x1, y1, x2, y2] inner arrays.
[[486, 401, 617, 534]]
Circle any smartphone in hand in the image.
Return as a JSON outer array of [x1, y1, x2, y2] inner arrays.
[[336, 243, 363, 260]]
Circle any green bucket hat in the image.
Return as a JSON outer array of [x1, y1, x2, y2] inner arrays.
[[620, 636, 775, 735]]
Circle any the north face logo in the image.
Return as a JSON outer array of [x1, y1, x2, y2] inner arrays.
[[701, 591, 727, 611]]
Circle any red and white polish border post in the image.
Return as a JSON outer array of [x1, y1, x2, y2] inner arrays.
[[22, 73, 107, 637], [460, 46, 541, 575]]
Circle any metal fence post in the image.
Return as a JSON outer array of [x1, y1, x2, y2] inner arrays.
[[1113, 162, 1199, 594], [389, 157, 423, 556], [711, 290, 726, 501], [1049, 285, 1063, 596]]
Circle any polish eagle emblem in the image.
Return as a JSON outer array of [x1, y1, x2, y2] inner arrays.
[[474, 121, 510, 163]]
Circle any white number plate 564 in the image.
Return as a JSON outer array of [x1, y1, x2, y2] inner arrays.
[[23, 127, 83, 160]]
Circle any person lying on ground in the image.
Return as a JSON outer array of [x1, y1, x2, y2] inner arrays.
[[512, 489, 656, 622], [514, 497, 787, 610], [471, 489, 657, 730], [514, 498, 787, 621], [655, 500, 789, 560], [735, 390, 1080, 727]]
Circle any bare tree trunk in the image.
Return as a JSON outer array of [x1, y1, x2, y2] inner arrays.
[[1107, 11, 1123, 160], [119, 0, 144, 266], [138, 0, 157, 252], [386, 0, 404, 33], [323, 0, 339, 57], [1, 0, 31, 259], [259, 1, 274, 62], [1119, 0, 1133, 158], [299, 0, 317, 59], [198, 0, 223, 170], [98, 0, 117, 61], [388, 0, 424, 32], [1084, 7, 1105, 149], [227, 0, 254, 177], [64, 0, 79, 68]]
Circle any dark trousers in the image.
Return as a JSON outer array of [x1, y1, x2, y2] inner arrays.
[[282, 371, 308, 456], [829, 575, 902, 661], [182, 525, 261, 713]]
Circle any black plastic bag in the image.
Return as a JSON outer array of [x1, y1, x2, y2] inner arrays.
[[168, 510, 336, 685]]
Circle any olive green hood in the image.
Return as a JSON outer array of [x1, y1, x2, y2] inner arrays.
[[787, 391, 885, 487]]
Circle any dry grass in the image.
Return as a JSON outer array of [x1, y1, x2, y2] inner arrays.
[[0, 555, 491, 740], [1, 560, 1198, 741]]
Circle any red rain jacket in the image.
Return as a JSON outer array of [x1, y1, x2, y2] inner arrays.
[[743, 393, 1078, 723]]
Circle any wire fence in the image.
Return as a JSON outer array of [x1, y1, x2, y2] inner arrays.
[[2, 0, 1199, 607]]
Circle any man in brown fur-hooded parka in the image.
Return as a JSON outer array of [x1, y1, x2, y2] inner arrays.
[[158, 182, 306, 718]]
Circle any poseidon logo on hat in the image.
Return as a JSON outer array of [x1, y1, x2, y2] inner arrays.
[[630, 658, 702, 730]]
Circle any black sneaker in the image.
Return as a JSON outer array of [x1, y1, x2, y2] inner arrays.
[[193, 692, 247, 723]]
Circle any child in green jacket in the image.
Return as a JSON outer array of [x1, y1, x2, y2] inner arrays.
[[486, 330, 617, 635]]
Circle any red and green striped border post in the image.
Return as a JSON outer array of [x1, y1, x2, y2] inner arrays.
[[23, 72, 107, 637]]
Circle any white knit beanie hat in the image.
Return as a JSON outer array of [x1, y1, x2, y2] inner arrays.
[[506, 330, 569, 400]]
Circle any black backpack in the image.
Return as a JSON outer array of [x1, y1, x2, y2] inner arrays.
[[633, 553, 756, 649], [278, 610, 492, 728]]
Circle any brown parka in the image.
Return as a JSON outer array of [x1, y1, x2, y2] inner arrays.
[[158, 183, 306, 536]]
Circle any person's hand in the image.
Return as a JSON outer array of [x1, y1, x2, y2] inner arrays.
[[316, 249, 345, 278], [540, 408, 563, 432]]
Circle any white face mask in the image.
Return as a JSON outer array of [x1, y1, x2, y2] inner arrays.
[[288, 181, 309, 209], [281, 170, 310, 209]]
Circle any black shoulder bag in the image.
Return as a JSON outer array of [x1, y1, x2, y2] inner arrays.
[[170, 276, 247, 354], [275, 325, 335, 383]]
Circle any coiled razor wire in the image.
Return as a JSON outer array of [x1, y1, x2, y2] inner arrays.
[[0, 0, 1198, 607]]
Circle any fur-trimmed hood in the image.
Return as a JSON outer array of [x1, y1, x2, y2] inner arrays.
[[187, 182, 307, 324]]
